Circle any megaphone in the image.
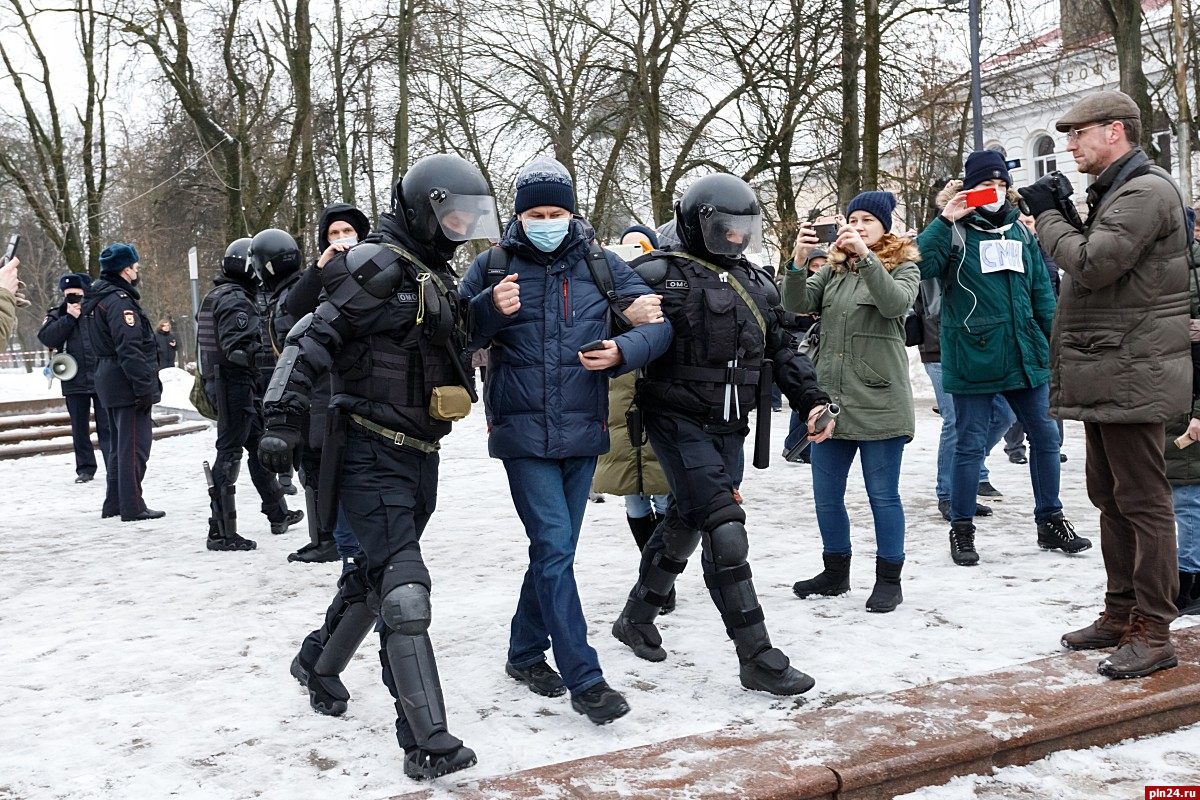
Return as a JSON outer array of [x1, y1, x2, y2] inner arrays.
[[44, 352, 79, 387]]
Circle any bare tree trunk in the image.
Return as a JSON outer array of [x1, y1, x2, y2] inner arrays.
[[837, 0, 862, 207], [1100, 0, 1155, 151], [861, 0, 881, 192]]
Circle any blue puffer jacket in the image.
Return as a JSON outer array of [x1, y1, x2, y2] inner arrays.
[[462, 218, 673, 460]]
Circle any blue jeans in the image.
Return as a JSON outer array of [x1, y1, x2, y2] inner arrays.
[[502, 456, 604, 695], [1172, 484, 1200, 572], [810, 436, 907, 561], [331, 503, 364, 570], [925, 362, 1013, 501], [951, 383, 1062, 524], [783, 410, 807, 452], [624, 494, 668, 518]]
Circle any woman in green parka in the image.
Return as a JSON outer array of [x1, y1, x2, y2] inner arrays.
[[782, 191, 919, 613], [916, 149, 1088, 568]]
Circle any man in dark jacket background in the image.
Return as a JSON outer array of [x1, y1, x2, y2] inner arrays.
[[81, 243, 164, 522], [1025, 90, 1190, 679], [38, 272, 111, 483]]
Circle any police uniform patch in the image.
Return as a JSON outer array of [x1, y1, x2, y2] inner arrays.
[[396, 292, 418, 302], [123, 310, 136, 327], [236, 312, 248, 329], [665, 279, 689, 289]]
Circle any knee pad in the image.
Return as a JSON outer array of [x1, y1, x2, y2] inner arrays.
[[705, 520, 749, 566], [380, 582, 431, 635], [216, 452, 243, 482]]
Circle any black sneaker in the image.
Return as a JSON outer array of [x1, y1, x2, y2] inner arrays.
[[571, 681, 629, 725], [207, 533, 257, 551], [505, 660, 566, 697], [938, 500, 993, 521], [949, 522, 979, 566], [75, 473, 94, 484], [269, 508, 304, 535], [976, 481, 1003, 498], [403, 745, 477, 780], [1037, 515, 1092, 554], [1008, 452, 1028, 464]]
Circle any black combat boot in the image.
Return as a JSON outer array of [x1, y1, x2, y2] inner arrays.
[[612, 545, 685, 662], [865, 557, 903, 613], [1037, 514, 1092, 554], [207, 485, 257, 551], [571, 680, 630, 725], [267, 505, 304, 535], [289, 486, 339, 562], [949, 521, 978, 566], [715, 565, 814, 695], [792, 552, 851, 598]]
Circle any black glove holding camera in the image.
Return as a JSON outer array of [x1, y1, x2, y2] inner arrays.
[[258, 415, 302, 473], [1017, 171, 1084, 231]]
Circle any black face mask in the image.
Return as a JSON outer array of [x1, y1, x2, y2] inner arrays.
[[65, 296, 82, 305]]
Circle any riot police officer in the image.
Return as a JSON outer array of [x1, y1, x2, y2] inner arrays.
[[276, 204, 371, 567], [258, 154, 499, 781], [81, 243, 164, 521], [38, 272, 111, 483], [198, 237, 302, 551], [610, 173, 834, 695]]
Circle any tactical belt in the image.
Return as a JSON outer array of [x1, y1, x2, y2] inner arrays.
[[350, 414, 440, 454], [655, 364, 761, 385]]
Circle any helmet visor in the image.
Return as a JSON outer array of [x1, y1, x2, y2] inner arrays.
[[699, 209, 763, 256], [431, 191, 502, 242]]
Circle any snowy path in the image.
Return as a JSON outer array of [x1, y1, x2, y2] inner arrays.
[[0, 367, 1195, 799]]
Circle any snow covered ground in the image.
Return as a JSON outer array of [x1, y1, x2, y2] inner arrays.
[[1, 362, 1195, 800]]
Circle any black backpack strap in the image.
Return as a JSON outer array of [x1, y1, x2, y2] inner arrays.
[[484, 246, 511, 287], [584, 243, 633, 331]]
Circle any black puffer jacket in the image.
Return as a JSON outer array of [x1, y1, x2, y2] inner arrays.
[[38, 303, 97, 395]]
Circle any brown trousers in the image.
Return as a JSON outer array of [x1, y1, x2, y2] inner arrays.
[[1084, 421, 1179, 625]]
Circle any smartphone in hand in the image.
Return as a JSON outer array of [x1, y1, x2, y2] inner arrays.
[[578, 339, 607, 353], [2, 234, 19, 265], [811, 222, 839, 244], [964, 186, 1002, 208]]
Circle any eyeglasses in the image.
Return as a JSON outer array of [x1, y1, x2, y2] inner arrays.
[[1066, 121, 1112, 142]]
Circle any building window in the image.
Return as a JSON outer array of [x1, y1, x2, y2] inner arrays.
[[1033, 135, 1056, 179]]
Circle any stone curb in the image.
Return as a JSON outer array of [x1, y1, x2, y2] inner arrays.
[[390, 624, 1200, 799]]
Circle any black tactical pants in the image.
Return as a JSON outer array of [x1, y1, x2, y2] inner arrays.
[[339, 425, 439, 751], [211, 377, 284, 514]]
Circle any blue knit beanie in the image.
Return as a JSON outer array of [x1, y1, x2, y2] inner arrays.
[[99, 243, 139, 275], [846, 191, 897, 231], [620, 224, 659, 250], [962, 149, 1011, 189], [58, 272, 92, 292], [514, 156, 575, 215]]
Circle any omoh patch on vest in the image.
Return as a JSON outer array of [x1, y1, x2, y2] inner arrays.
[[396, 292, 418, 302], [123, 310, 136, 326], [665, 279, 689, 289]]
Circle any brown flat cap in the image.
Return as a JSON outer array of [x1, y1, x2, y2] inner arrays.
[[1055, 90, 1141, 132]]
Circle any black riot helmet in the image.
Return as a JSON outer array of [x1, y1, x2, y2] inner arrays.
[[221, 237, 255, 282], [674, 173, 763, 261], [391, 154, 501, 246], [249, 228, 302, 289]]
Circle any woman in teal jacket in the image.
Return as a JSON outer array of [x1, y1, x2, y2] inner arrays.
[[916, 149, 1088, 566], [782, 191, 919, 613]]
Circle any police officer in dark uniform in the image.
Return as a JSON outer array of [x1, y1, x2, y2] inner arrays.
[[610, 173, 834, 695], [258, 153, 499, 781], [277, 203, 372, 566], [81, 243, 164, 521], [38, 272, 112, 483], [198, 237, 302, 552]]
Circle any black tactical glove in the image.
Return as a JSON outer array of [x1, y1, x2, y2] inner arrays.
[[258, 416, 302, 473], [135, 395, 155, 412], [1017, 176, 1060, 219]]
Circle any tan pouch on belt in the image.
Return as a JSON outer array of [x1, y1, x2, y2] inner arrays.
[[429, 385, 472, 421]]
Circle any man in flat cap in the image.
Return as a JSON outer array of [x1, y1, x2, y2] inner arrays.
[[1020, 90, 1188, 679], [38, 272, 112, 483]]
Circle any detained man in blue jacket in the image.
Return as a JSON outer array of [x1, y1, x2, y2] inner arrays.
[[461, 156, 672, 725]]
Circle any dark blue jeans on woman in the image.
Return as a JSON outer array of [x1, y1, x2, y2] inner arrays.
[[951, 383, 1062, 525], [810, 436, 907, 562], [502, 456, 604, 696]]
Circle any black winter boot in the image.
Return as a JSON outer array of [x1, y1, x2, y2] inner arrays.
[[715, 566, 814, 695], [207, 485, 257, 551], [626, 513, 657, 550], [792, 552, 851, 598], [268, 506, 305, 535], [1037, 514, 1092, 554], [865, 557, 903, 613], [612, 544, 685, 661], [949, 521, 978, 566], [1178, 571, 1200, 616]]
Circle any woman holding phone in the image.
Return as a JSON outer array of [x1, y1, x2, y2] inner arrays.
[[781, 191, 920, 613]]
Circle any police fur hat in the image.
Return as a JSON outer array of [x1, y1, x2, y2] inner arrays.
[[58, 272, 92, 292], [99, 243, 139, 275]]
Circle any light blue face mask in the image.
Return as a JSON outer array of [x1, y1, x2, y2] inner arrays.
[[524, 218, 570, 252]]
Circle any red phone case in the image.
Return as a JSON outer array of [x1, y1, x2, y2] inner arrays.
[[965, 186, 1001, 208]]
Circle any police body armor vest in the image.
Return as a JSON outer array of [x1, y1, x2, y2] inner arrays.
[[197, 282, 246, 383], [254, 288, 277, 378], [327, 241, 469, 441], [634, 252, 770, 420]]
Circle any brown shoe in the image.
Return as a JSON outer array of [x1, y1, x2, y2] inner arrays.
[[1096, 615, 1178, 679], [1061, 611, 1129, 651]]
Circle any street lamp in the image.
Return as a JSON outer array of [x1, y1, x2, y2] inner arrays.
[[944, 0, 985, 150]]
